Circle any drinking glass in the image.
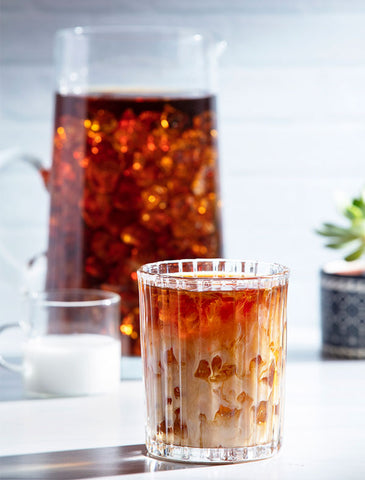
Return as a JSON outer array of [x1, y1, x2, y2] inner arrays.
[[138, 259, 289, 463], [0, 289, 121, 397]]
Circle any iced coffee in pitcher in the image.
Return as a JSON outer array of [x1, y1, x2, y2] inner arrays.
[[45, 27, 225, 355]]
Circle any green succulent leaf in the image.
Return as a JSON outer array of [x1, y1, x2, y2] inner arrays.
[[317, 188, 365, 261], [326, 241, 355, 249], [343, 205, 363, 221], [353, 198, 365, 209], [317, 224, 353, 237], [345, 245, 365, 262]]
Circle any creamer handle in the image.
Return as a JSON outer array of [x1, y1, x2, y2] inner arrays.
[[0, 322, 24, 373]]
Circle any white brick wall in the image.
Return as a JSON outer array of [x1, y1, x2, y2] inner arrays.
[[2, 0, 365, 353]]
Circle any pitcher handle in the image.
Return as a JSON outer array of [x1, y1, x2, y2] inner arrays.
[[0, 322, 24, 373], [0, 148, 49, 275]]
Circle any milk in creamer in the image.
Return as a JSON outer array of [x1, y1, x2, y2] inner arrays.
[[23, 334, 121, 396]]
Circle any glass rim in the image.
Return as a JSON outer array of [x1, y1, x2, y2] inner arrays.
[[25, 289, 121, 308], [137, 258, 290, 282], [56, 24, 223, 41]]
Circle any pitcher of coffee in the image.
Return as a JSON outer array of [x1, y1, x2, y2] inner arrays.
[[1, 26, 225, 356]]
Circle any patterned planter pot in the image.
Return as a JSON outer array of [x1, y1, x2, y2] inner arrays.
[[321, 261, 365, 359]]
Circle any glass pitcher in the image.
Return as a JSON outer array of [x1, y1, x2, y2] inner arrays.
[[2, 26, 225, 356]]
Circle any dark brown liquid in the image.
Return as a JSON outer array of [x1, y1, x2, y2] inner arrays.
[[46, 92, 222, 355]]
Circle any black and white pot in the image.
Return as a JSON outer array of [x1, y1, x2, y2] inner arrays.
[[321, 260, 365, 359]]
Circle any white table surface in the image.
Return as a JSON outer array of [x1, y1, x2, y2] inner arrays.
[[1, 347, 365, 480]]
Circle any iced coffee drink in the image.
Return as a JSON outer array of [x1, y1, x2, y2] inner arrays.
[[138, 259, 289, 463], [47, 93, 222, 356]]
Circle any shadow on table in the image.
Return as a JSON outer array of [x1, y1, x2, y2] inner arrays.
[[0, 444, 201, 479]]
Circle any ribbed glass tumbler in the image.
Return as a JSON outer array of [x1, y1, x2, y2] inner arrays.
[[137, 259, 289, 463]]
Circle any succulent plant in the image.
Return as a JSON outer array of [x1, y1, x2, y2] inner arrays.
[[317, 189, 365, 261]]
